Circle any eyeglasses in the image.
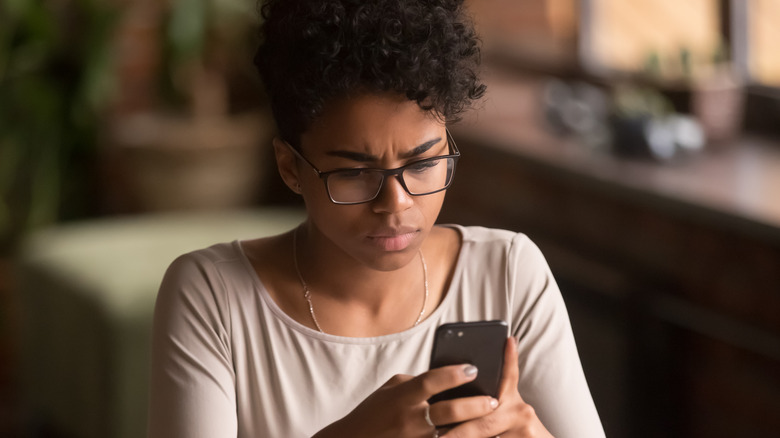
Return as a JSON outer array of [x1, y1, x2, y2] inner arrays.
[[286, 129, 460, 205]]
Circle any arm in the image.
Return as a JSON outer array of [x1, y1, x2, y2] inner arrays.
[[147, 253, 237, 438], [436, 235, 605, 438], [508, 236, 605, 438]]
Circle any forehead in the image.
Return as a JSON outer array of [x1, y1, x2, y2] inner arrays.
[[300, 92, 445, 154]]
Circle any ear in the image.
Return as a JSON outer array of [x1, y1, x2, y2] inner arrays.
[[273, 137, 302, 194]]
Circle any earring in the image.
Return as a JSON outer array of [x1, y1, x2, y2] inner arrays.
[[295, 183, 302, 193]]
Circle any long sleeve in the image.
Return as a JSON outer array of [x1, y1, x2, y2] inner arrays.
[[146, 229, 606, 437], [147, 252, 238, 438], [508, 235, 606, 438]]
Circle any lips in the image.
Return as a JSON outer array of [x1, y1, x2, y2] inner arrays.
[[366, 228, 419, 251]]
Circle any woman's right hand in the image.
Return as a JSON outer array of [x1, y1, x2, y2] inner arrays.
[[313, 364, 499, 438]]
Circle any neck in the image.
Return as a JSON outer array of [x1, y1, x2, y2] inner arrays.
[[292, 225, 428, 334], [297, 225, 423, 299]]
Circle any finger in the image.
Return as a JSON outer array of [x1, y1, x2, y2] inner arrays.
[[439, 410, 504, 438], [429, 395, 499, 426], [383, 373, 414, 388], [498, 337, 521, 400], [403, 364, 479, 403]]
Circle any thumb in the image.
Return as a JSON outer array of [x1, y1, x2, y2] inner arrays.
[[498, 337, 522, 400]]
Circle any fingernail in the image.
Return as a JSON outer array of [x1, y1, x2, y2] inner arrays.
[[463, 364, 478, 377], [489, 397, 499, 409]]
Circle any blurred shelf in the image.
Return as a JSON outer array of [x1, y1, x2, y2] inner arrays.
[[453, 73, 780, 244]]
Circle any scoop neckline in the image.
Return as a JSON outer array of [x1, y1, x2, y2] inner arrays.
[[234, 224, 466, 345]]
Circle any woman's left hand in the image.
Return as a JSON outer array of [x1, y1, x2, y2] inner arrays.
[[437, 338, 554, 438]]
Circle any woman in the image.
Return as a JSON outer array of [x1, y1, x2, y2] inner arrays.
[[148, 0, 605, 437]]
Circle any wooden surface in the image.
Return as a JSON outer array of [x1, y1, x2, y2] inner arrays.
[[453, 72, 780, 243]]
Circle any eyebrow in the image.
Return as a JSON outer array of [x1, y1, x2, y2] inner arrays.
[[325, 137, 443, 162]]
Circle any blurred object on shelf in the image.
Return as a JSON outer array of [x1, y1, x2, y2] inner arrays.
[[104, 111, 272, 212], [580, 0, 745, 146], [542, 79, 611, 151], [690, 70, 745, 145], [541, 78, 708, 163], [648, 46, 745, 147], [102, 0, 271, 214], [611, 84, 705, 162]]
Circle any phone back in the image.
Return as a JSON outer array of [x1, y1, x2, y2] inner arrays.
[[428, 320, 507, 404]]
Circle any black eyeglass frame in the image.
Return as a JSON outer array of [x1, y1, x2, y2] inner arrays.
[[286, 129, 461, 205]]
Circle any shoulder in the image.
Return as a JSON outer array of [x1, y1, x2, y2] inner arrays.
[[450, 225, 554, 303], [156, 242, 253, 320], [451, 225, 544, 264], [435, 225, 555, 324], [163, 242, 246, 289], [441, 224, 553, 293]]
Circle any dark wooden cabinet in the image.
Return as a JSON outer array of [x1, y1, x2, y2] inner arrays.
[[440, 126, 780, 437]]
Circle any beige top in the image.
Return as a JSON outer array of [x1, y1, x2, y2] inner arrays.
[[148, 225, 605, 437]]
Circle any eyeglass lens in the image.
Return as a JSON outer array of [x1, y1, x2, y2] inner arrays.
[[326, 156, 455, 204]]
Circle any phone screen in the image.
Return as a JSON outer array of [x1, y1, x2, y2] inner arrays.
[[428, 320, 508, 404]]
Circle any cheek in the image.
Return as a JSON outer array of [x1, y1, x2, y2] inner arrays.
[[420, 191, 447, 221], [306, 199, 365, 237]]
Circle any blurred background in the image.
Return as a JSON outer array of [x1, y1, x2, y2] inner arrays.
[[1, 0, 779, 437]]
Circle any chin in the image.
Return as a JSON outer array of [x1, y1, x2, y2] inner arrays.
[[360, 245, 422, 272]]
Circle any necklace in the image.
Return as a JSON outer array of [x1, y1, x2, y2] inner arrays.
[[292, 227, 429, 334]]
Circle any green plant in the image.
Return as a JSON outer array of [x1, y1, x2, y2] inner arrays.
[[163, 0, 258, 115], [612, 83, 674, 119], [0, 0, 116, 252]]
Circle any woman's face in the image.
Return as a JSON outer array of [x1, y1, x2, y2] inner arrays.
[[280, 93, 450, 272]]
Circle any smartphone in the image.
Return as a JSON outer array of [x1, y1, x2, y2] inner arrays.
[[428, 320, 508, 404]]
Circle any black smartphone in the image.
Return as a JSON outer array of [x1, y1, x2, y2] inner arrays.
[[428, 320, 508, 404]]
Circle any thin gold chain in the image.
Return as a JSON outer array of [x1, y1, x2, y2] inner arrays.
[[292, 227, 429, 334]]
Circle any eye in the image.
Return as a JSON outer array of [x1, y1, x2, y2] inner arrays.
[[407, 159, 439, 173], [334, 168, 370, 179]]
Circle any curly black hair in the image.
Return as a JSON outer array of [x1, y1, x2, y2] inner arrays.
[[254, 0, 486, 147]]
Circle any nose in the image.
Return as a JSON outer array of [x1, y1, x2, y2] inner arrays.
[[371, 174, 414, 213]]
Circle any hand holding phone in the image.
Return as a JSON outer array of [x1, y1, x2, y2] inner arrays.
[[428, 320, 508, 404]]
